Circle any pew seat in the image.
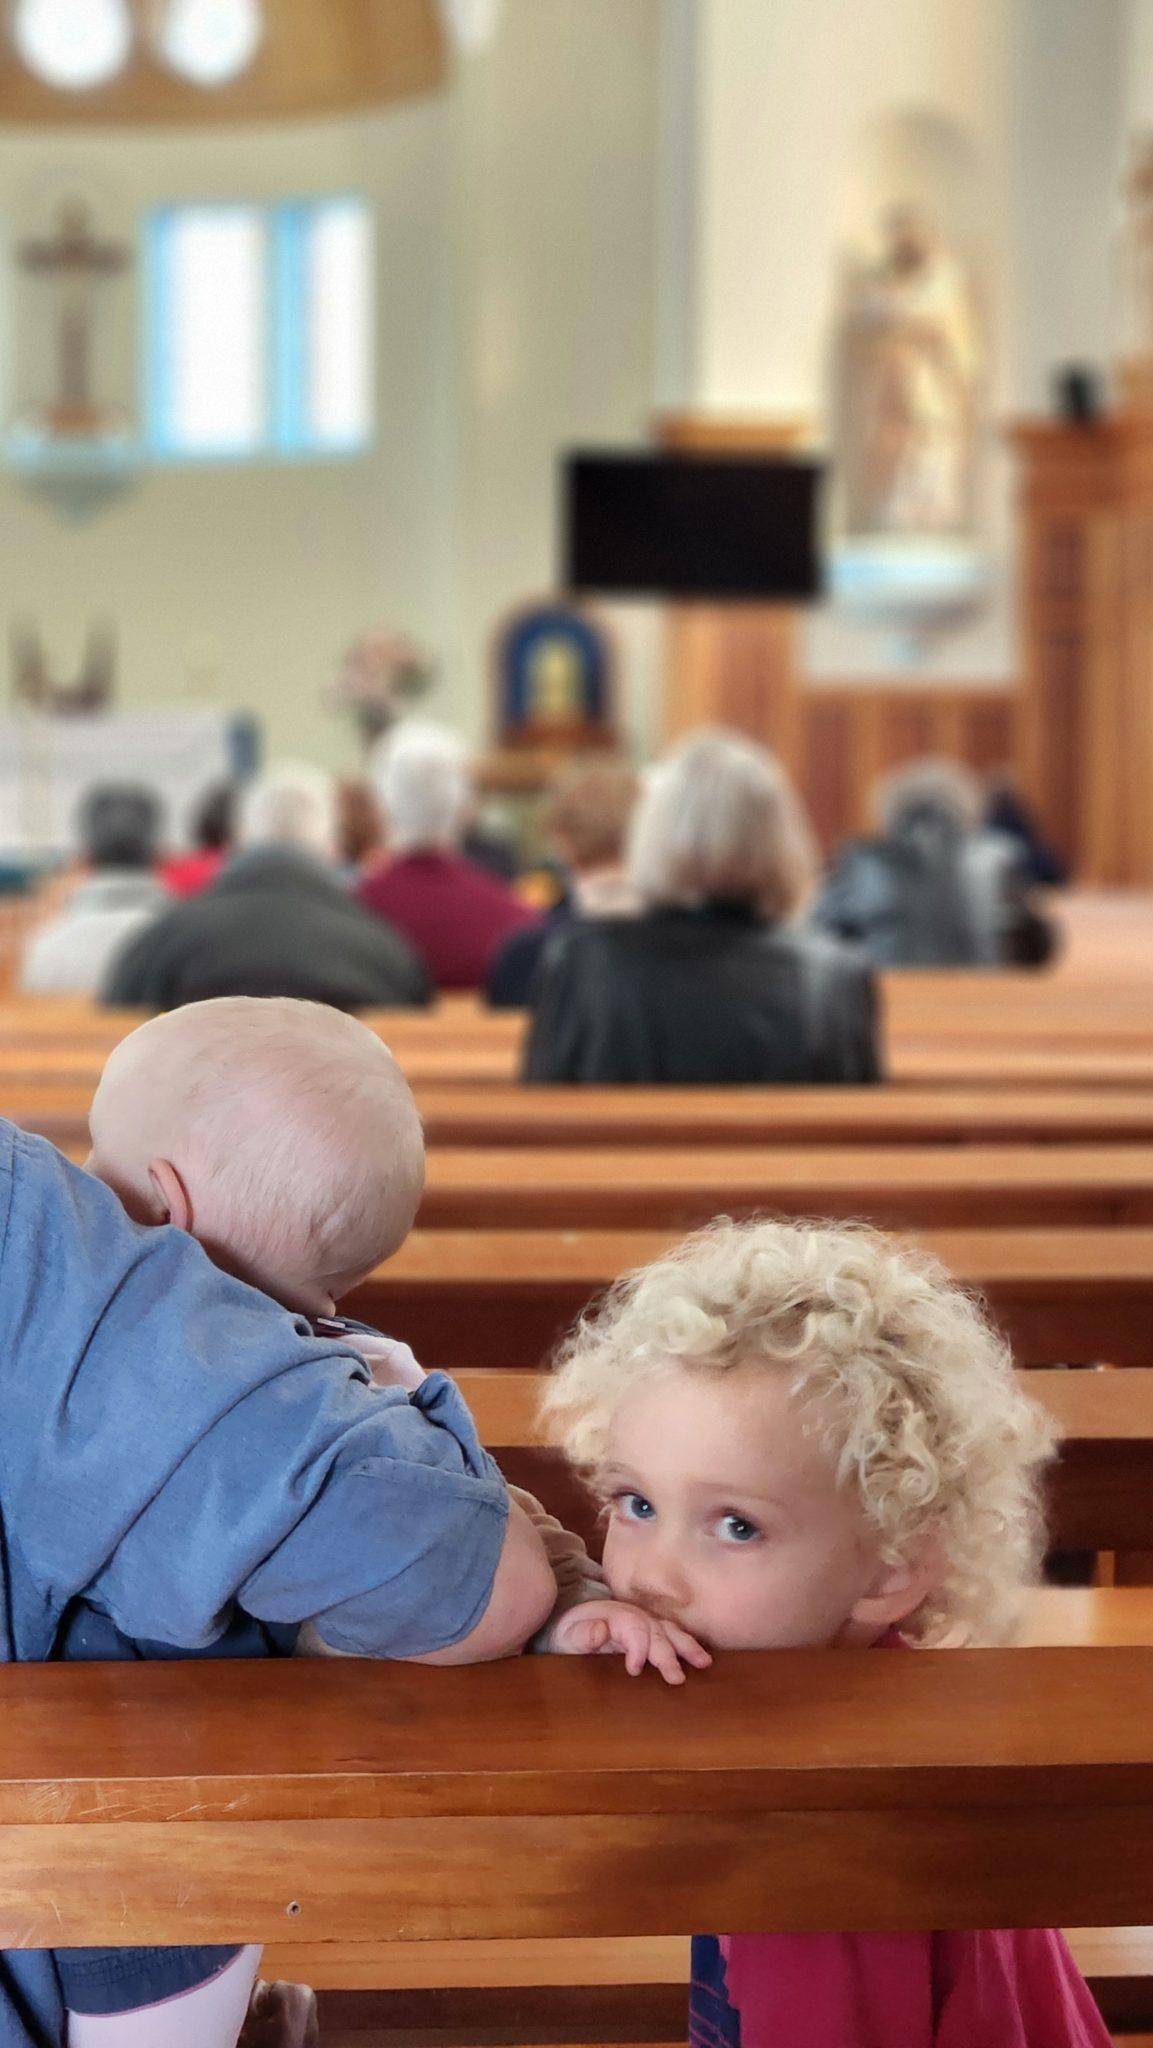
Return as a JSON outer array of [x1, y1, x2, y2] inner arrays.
[[15, 1081, 1153, 1152], [351, 1227, 1153, 1369]]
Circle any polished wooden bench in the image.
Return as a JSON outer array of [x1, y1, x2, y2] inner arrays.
[[3, 1649, 1151, 1951], [350, 1226, 1153, 1369], [408, 1145, 1153, 1231], [22, 1128, 1153, 1232], [15, 1081, 1153, 1152]]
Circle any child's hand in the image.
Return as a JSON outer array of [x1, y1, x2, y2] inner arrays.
[[546, 1598, 711, 1685]]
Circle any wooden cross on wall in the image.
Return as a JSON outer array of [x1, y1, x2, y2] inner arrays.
[[18, 200, 130, 438]]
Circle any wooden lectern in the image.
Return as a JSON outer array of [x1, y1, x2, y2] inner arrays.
[[657, 414, 809, 773], [1012, 416, 1153, 885]]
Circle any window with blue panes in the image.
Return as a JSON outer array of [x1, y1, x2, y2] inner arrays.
[[145, 197, 373, 461]]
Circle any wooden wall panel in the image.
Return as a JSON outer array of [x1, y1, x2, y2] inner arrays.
[[1012, 419, 1153, 886], [799, 688, 1017, 851]]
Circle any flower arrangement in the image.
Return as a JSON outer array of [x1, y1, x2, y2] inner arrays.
[[328, 629, 435, 749]]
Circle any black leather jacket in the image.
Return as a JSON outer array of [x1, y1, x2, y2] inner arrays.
[[524, 905, 880, 1085]]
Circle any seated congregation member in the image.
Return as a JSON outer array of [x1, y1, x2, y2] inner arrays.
[[813, 757, 1057, 968], [0, 1089, 557, 2048], [488, 756, 639, 1008], [983, 769, 1070, 888], [524, 728, 879, 1084], [359, 721, 538, 988], [543, 1218, 1112, 2048], [160, 779, 236, 898], [20, 783, 168, 996], [103, 763, 430, 1012]]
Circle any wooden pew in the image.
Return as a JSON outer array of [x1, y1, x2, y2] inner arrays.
[[406, 1146, 1153, 1230], [9, 1028, 1153, 1091], [2, 1650, 1151, 1949], [15, 1081, 1153, 1153], [23, 1129, 1153, 1233], [349, 1227, 1153, 1370]]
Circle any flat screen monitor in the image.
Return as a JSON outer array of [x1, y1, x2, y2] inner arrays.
[[564, 452, 823, 601]]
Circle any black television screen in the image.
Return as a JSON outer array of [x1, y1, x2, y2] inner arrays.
[[564, 452, 823, 601]]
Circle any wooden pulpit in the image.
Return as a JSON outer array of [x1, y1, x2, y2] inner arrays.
[[656, 413, 809, 772], [1011, 416, 1153, 885]]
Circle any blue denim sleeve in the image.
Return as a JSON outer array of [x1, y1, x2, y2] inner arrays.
[[90, 1369, 510, 1659], [0, 1128, 509, 1663], [55, 1946, 242, 2016]]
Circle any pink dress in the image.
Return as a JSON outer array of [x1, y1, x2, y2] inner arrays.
[[689, 1634, 1112, 2048]]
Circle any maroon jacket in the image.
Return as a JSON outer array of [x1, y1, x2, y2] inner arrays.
[[358, 851, 538, 990]]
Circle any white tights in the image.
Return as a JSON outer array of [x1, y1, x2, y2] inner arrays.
[[66, 1945, 262, 2048]]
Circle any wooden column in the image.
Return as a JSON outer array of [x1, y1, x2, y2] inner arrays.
[[656, 413, 808, 771], [1012, 419, 1153, 885]]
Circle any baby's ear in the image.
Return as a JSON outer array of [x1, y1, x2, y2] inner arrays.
[[848, 1531, 944, 1634], [147, 1157, 193, 1234]]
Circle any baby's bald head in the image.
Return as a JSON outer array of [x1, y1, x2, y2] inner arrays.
[[88, 997, 425, 1314]]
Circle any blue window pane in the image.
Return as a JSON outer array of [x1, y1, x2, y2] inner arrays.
[[145, 195, 373, 463]]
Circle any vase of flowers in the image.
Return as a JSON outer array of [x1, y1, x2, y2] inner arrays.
[[328, 629, 435, 752]]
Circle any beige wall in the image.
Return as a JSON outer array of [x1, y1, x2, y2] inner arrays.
[[441, 0, 662, 746], [0, 0, 664, 775]]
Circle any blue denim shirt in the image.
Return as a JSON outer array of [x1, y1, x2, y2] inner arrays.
[[0, 1121, 508, 2046]]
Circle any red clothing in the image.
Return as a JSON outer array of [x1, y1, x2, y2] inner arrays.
[[358, 851, 538, 990], [160, 850, 224, 899], [700, 1928, 1110, 2047], [691, 1632, 1111, 2047]]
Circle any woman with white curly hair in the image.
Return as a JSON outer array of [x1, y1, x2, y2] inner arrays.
[[541, 1217, 1109, 2047], [524, 728, 880, 1083]]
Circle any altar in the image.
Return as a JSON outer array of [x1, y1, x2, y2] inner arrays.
[[0, 710, 254, 855]]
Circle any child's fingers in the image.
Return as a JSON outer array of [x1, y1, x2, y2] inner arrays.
[[622, 1622, 649, 1676], [643, 1626, 690, 1685], [576, 1616, 610, 1653], [664, 1621, 713, 1668]]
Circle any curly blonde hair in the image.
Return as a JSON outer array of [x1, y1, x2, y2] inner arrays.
[[541, 1218, 1056, 1647]]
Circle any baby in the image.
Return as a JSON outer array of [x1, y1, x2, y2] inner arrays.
[[75, 996, 690, 2048], [543, 1216, 1113, 2047]]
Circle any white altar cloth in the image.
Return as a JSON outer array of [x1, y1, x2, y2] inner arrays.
[[0, 712, 243, 853]]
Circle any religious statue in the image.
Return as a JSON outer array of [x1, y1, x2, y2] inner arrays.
[[526, 635, 584, 727], [832, 204, 981, 538], [17, 199, 130, 442]]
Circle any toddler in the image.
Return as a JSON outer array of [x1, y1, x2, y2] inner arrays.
[[543, 1216, 1113, 2046], [76, 996, 685, 2048]]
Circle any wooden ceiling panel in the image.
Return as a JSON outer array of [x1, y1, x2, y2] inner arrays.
[[0, 0, 447, 125]]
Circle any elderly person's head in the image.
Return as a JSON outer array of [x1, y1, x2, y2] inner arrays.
[[372, 722, 472, 856], [237, 763, 338, 863], [874, 758, 983, 840], [629, 729, 817, 919]]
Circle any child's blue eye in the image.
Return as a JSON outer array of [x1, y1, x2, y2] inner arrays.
[[717, 1512, 761, 1545], [614, 1491, 655, 1522]]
